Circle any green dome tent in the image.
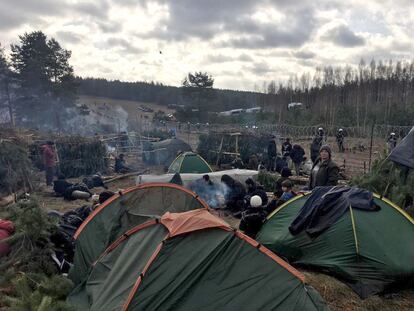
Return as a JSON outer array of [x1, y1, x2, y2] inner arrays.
[[68, 209, 328, 311], [168, 152, 213, 174], [69, 183, 209, 286], [257, 192, 414, 298]]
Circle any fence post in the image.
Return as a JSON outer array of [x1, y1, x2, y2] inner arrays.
[[368, 122, 375, 172]]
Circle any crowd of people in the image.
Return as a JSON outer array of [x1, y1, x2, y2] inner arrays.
[[39, 128, 400, 240]]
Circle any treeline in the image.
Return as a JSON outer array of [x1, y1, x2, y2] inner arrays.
[[264, 60, 414, 128], [78, 60, 414, 127], [77, 77, 265, 112]]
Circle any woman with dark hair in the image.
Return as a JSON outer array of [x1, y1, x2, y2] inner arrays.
[[309, 145, 339, 189]]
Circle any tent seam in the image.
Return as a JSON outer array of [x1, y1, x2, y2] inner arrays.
[[349, 205, 359, 255], [121, 234, 169, 311]]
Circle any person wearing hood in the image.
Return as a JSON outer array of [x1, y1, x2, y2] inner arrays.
[[245, 178, 268, 206], [221, 174, 246, 214], [309, 145, 339, 189]]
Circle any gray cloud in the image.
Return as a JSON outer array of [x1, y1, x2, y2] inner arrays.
[[322, 24, 365, 47], [238, 53, 254, 62], [72, 1, 109, 18], [55, 31, 83, 44], [246, 62, 274, 75], [219, 7, 316, 49], [141, 0, 261, 40], [106, 37, 144, 55], [292, 50, 316, 59], [0, 11, 25, 31], [0, 0, 65, 30], [205, 54, 234, 63], [96, 21, 123, 33]]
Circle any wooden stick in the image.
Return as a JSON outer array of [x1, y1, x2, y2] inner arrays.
[[104, 169, 149, 184], [215, 136, 224, 166]]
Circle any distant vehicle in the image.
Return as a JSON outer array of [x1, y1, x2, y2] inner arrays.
[[218, 109, 244, 116], [139, 105, 154, 113], [245, 107, 262, 114], [287, 102, 303, 110]]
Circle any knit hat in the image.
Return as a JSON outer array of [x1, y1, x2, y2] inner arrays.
[[319, 145, 332, 158]]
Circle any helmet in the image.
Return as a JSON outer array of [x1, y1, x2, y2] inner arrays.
[[339, 128, 343, 132], [250, 195, 262, 208], [318, 127, 323, 131], [391, 132, 396, 136]]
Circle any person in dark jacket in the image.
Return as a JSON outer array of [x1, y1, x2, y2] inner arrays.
[[53, 174, 73, 196], [290, 144, 305, 175], [115, 154, 131, 173], [310, 136, 323, 163], [221, 174, 246, 214], [282, 138, 292, 155], [274, 167, 292, 198], [239, 195, 267, 238], [82, 174, 107, 189], [245, 178, 268, 206], [267, 179, 296, 214], [309, 145, 339, 189], [247, 154, 259, 170], [267, 136, 277, 171], [336, 129, 345, 153]]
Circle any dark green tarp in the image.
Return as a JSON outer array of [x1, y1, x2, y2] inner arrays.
[[257, 193, 414, 298], [69, 210, 329, 311]]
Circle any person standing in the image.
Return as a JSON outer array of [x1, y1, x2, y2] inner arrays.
[[387, 132, 398, 153], [267, 136, 277, 171], [282, 138, 293, 168], [290, 144, 305, 175], [42, 141, 57, 186], [336, 129, 345, 153], [309, 145, 339, 189]]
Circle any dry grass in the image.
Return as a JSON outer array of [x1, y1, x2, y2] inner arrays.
[[304, 271, 414, 311]]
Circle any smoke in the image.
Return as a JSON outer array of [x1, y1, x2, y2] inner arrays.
[[65, 104, 129, 135], [188, 180, 231, 209]]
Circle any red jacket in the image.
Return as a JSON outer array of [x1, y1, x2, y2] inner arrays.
[[0, 219, 14, 257], [42, 144, 56, 168]]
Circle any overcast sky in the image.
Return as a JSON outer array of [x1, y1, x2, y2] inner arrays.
[[1, 0, 414, 91]]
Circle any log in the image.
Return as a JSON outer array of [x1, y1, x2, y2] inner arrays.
[[0, 194, 15, 207], [104, 170, 149, 184]]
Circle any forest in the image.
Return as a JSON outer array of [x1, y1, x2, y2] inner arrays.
[[77, 60, 414, 127]]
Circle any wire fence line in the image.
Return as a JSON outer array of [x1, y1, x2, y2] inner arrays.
[[154, 122, 412, 140]]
